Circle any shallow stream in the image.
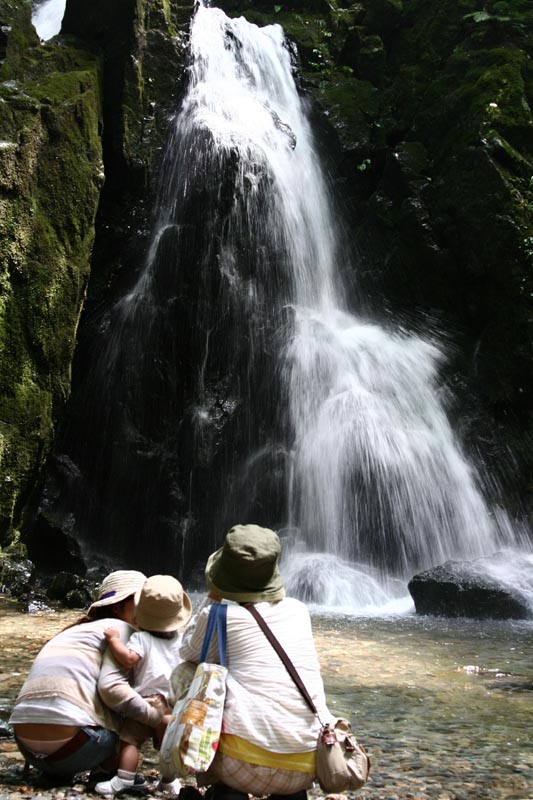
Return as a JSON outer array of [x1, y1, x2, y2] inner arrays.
[[0, 603, 531, 799], [314, 612, 533, 800]]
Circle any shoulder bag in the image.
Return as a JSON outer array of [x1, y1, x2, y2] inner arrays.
[[244, 603, 370, 793], [160, 602, 228, 777]]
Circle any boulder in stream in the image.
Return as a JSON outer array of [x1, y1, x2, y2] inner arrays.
[[408, 553, 533, 620]]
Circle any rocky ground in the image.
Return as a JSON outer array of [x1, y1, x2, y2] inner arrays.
[[1, 601, 532, 800], [0, 604, 350, 800]]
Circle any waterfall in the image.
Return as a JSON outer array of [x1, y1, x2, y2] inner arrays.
[[180, 4, 524, 588], [57, 2, 530, 608], [31, 0, 65, 40]]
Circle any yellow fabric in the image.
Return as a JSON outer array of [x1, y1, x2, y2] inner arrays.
[[218, 734, 316, 774]]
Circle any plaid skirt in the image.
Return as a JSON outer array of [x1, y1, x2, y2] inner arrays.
[[198, 751, 315, 796]]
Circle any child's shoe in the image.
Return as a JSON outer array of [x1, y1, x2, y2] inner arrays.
[[95, 770, 135, 796], [159, 776, 182, 796], [89, 769, 146, 789]]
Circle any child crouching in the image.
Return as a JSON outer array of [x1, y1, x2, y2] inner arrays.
[[95, 574, 192, 797]]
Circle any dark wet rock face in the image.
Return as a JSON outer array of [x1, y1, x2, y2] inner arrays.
[[45, 571, 94, 608], [408, 555, 533, 619], [27, 511, 87, 576]]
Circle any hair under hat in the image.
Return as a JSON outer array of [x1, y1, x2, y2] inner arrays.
[[88, 570, 147, 617], [135, 574, 192, 632], [205, 524, 285, 603]]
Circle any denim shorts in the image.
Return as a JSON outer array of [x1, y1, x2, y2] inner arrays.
[[21, 726, 119, 779]]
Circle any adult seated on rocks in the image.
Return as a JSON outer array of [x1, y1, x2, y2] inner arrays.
[[179, 524, 332, 800], [9, 570, 169, 784]]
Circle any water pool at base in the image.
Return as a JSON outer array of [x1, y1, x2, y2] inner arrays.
[[312, 613, 533, 799]]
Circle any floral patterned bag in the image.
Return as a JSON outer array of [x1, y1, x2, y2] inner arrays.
[[160, 603, 227, 777]]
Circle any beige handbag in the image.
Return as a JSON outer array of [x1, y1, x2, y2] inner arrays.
[[244, 604, 370, 793], [316, 717, 370, 792]]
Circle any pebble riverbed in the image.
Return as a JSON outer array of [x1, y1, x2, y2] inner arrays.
[[0, 601, 532, 800]]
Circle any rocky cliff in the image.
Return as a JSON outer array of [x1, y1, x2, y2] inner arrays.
[[0, 0, 102, 546], [0, 0, 193, 559]]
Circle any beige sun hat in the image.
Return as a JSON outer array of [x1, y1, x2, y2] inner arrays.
[[135, 574, 192, 633], [88, 570, 147, 616], [205, 524, 285, 603]]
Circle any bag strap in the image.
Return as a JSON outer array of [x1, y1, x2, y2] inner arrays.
[[243, 603, 320, 720], [200, 602, 227, 666]]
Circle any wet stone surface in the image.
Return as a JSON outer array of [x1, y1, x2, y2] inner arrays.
[[0, 601, 532, 799]]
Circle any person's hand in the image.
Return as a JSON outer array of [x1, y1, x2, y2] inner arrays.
[[104, 627, 121, 641], [147, 694, 168, 713]]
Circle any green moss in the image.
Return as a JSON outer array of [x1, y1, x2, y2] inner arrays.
[[317, 74, 379, 150], [0, 0, 40, 80], [0, 2, 103, 543], [446, 47, 529, 123]]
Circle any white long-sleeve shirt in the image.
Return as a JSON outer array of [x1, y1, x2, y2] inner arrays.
[[180, 597, 331, 753]]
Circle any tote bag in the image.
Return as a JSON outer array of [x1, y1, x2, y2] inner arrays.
[[160, 603, 228, 777]]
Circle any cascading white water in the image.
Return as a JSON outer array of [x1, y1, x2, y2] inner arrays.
[[69, 1, 530, 608], [31, 0, 65, 40]]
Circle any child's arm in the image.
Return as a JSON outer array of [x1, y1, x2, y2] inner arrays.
[[105, 627, 142, 670]]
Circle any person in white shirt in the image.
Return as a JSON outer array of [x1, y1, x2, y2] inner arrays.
[[180, 524, 332, 800], [95, 574, 192, 798]]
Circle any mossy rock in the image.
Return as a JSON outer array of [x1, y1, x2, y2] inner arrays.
[[0, 555, 35, 597], [0, 1, 103, 543], [316, 74, 379, 151]]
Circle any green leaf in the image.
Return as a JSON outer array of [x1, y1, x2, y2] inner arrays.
[[463, 11, 493, 22]]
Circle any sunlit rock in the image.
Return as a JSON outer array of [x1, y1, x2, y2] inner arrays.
[[408, 552, 533, 620], [0, 556, 35, 598]]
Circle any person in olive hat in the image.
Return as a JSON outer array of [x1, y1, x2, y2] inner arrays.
[[180, 525, 332, 800]]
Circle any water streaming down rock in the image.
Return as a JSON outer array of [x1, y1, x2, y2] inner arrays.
[[31, 0, 66, 40], [49, 2, 529, 606]]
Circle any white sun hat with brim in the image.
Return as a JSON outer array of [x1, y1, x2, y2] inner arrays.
[[88, 570, 147, 616]]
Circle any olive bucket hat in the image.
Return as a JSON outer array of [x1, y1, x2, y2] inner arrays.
[[205, 524, 285, 603]]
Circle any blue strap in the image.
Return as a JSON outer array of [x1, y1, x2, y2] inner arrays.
[[200, 603, 227, 666]]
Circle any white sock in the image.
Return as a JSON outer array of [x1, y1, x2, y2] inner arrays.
[[117, 769, 135, 785]]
